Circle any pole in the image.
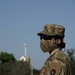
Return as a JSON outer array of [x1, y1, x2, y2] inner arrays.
[[24, 43, 27, 56]]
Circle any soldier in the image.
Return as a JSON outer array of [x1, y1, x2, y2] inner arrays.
[[37, 24, 72, 75]]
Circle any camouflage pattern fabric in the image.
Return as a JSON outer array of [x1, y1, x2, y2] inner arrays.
[[40, 49, 72, 75], [37, 24, 65, 38]]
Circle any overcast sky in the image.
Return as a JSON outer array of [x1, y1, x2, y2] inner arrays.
[[0, 0, 75, 69]]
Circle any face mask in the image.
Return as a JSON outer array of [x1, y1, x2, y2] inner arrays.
[[40, 39, 58, 53]]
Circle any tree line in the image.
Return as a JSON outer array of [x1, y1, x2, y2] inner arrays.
[[0, 51, 40, 75]]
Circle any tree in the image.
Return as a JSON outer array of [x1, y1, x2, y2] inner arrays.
[[67, 49, 75, 61], [33, 68, 40, 75], [0, 51, 16, 63], [0, 61, 31, 75], [67, 49, 75, 75], [0, 52, 31, 75]]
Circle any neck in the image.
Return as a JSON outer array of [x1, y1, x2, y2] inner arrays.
[[49, 47, 61, 54]]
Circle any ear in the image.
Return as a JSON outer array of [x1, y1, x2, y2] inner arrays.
[[56, 39, 61, 44]]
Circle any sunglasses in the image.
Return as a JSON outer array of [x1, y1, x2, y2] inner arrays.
[[40, 35, 52, 40]]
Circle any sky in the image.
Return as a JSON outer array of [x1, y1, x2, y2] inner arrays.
[[0, 0, 75, 69]]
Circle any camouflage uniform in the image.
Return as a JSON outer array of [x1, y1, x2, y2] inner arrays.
[[40, 49, 72, 75], [37, 24, 72, 75]]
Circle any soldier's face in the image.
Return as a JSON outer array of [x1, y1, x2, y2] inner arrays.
[[40, 35, 53, 52], [40, 35, 58, 53]]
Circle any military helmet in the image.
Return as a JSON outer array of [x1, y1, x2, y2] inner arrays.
[[37, 24, 65, 38]]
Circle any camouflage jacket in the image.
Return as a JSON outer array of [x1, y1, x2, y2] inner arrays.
[[40, 49, 72, 75]]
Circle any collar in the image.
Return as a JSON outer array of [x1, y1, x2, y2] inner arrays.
[[50, 48, 60, 56]]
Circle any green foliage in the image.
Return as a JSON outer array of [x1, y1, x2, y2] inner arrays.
[[0, 61, 31, 75], [67, 49, 75, 61], [13, 61, 31, 75], [33, 68, 40, 75], [0, 51, 32, 75], [0, 51, 16, 63], [67, 48, 75, 75]]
